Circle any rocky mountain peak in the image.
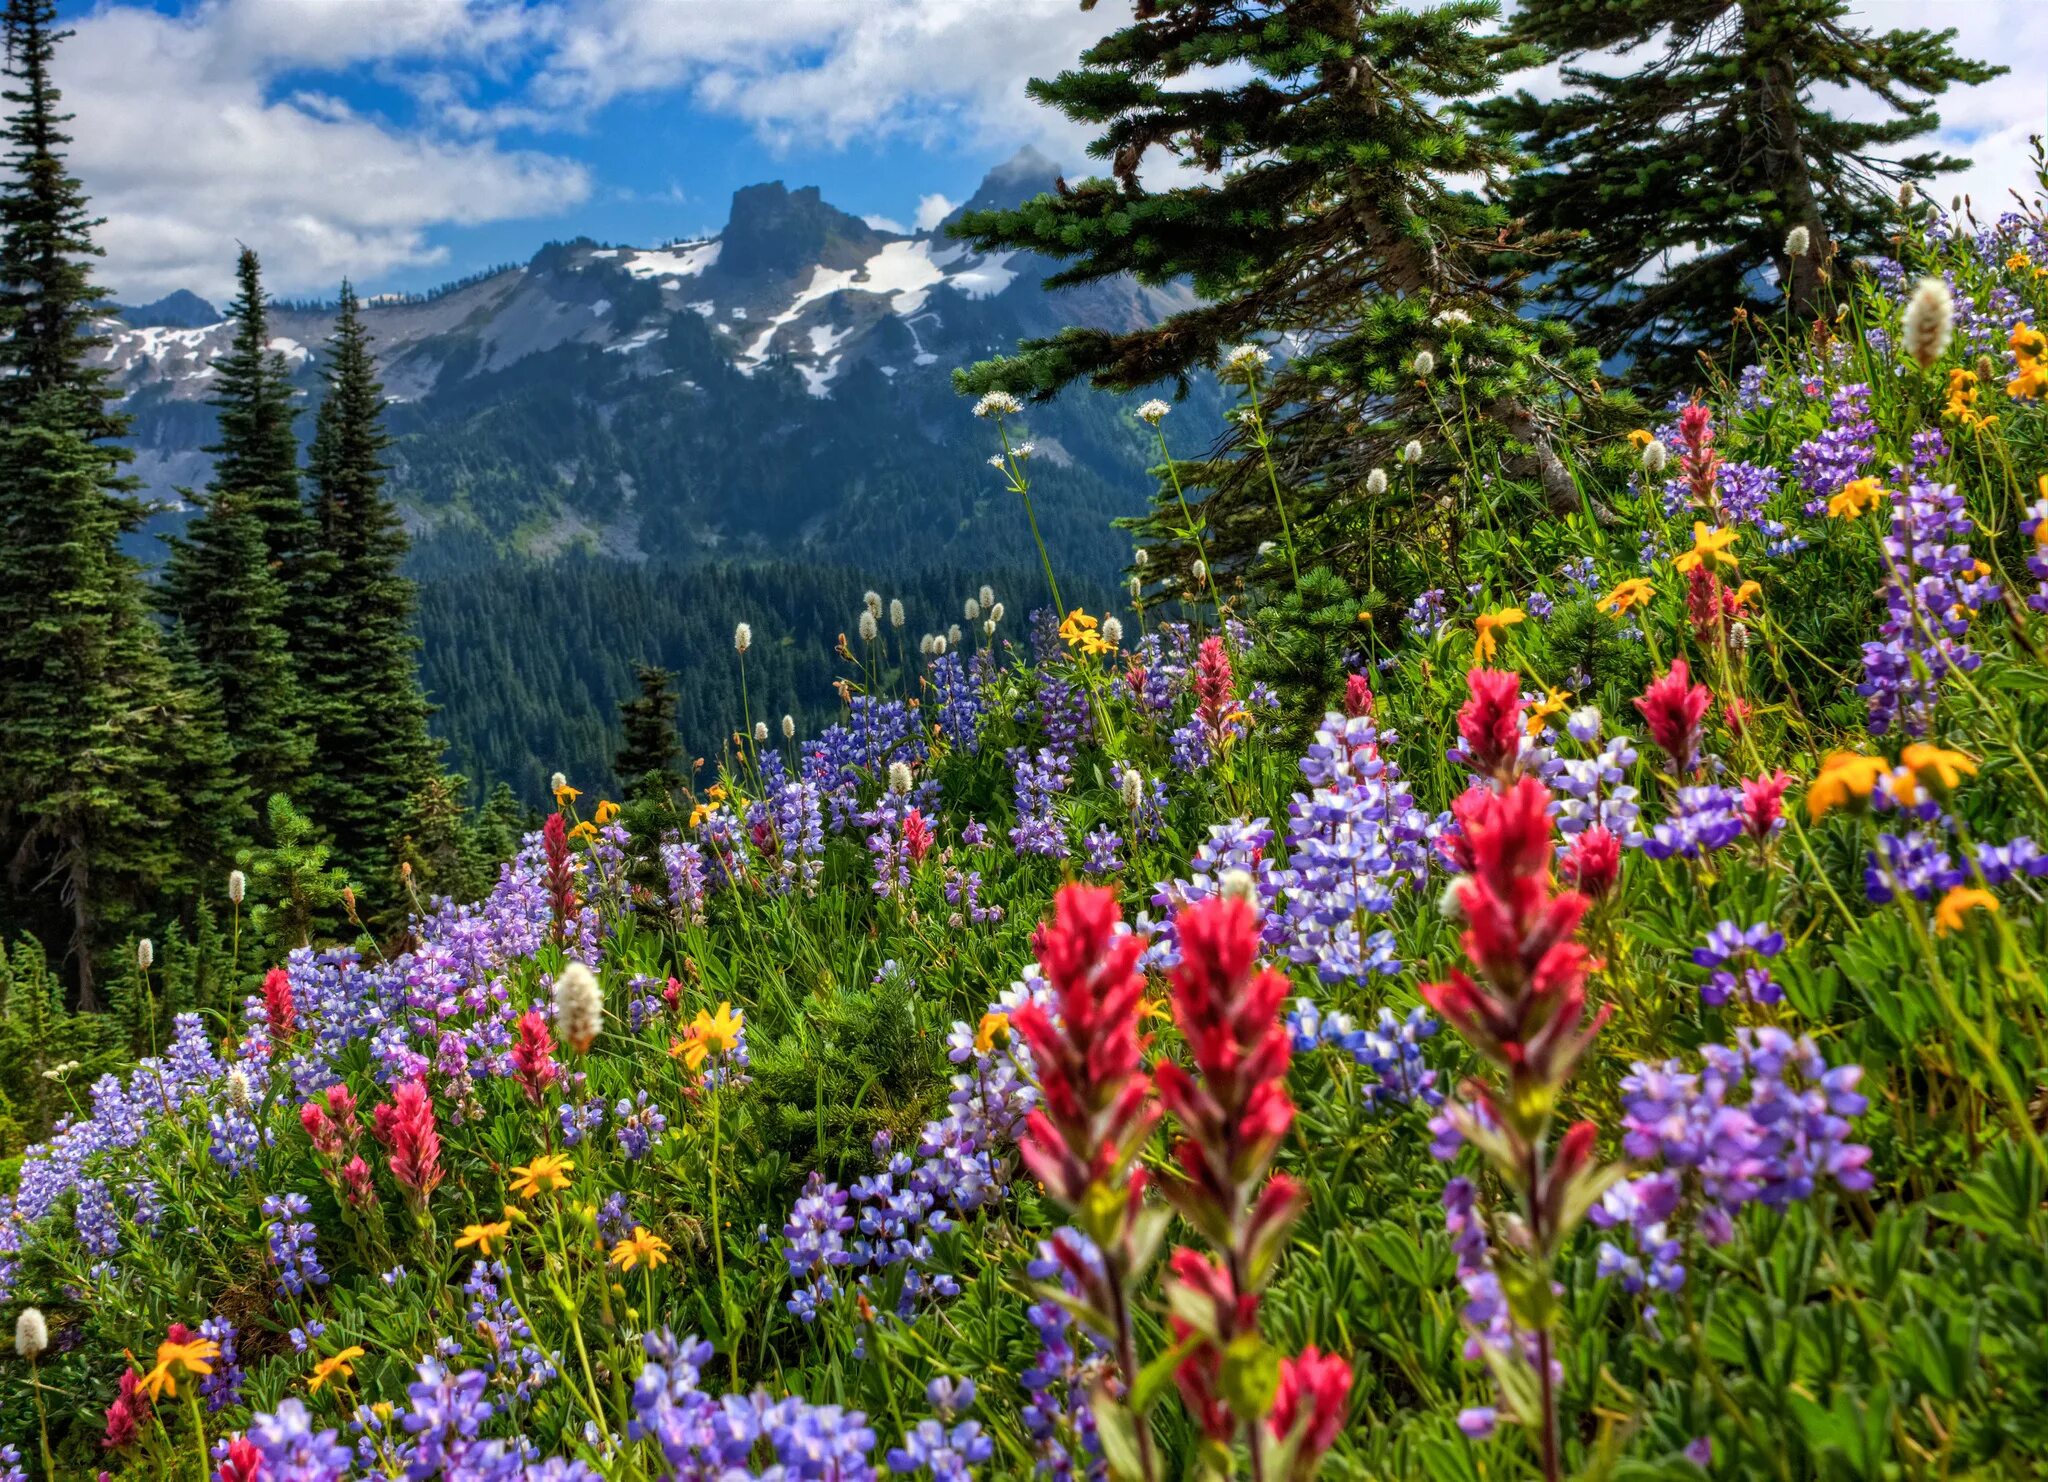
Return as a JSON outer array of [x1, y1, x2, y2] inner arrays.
[[720, 181, 892, 278]]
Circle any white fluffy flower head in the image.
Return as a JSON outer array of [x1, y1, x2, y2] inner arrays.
[[1221, 343, 1270, 373], [972, 390, 1023, 419], [1413, 349, 1436, 377], [15, 1308, 47, 1360], [227, 868, 245, 904], [859, 611, 879, 643], [553, 962, 603, 1055], [1641, 439, 1670, 475], [1902, 276, 1954, 370], [733, 622, 752, 655], [1137, 398, 1172, 425], [1784, 224, 1811, 258], [888, 761, 914, 796], [889, 598, 905, 630], [1366, 467, 1388, 496]]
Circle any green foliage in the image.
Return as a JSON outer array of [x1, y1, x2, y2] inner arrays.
[[235, 793, 353, 956], [1489, 0, 2002, 387]]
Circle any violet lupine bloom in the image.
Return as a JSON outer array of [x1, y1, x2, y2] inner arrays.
[[1018, 1233, 1106, 1482], [198, 1316, 245, 1412], [929, 652, 985, 753], [244, 1397, 355, 1480], [1858, 476, 1998, 736], [614, 1090, 670, 1161], [1587, 1171, 1686, 1335], [1793, 382, 1875, 514], [1080, 827, 1123, 875], [943, 869, 1003, 927], [558, 1099, 605, 1147], [771, 780, 827, 897], [1280, 711, 1433, 983], [1691, 920, 1787, 1007], [1404, 587, 1450, 639], [1287, 998, 1442, 1111], [1142, 816, 1285, 968], [660, 836, 709, 926], [1441, 1176, 1548, 1440], [2021, 496, 2048, 613], [1035, 672, 1092, 750], [72, 1177, 120, 1258], [1639, 785, 1745, 860], [463, 1258, 556, 1401], [261, 1192, 329, 1298], [1617, 1028, 1873, 1246], [1550, 735, 1645, 846], [1007, 747, 1072, 858], [1865, 829, 1967, 903], [397, 1358, 526, 1477], [1736, 363, 1774, 409], [888, 1416, 995, 1480], [1977, 835, 2048, 886]]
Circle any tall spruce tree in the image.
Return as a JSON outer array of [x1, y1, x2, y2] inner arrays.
[[1488, 0, 2000, 386], [616, 664, 685, 799], [0, 0, 231, 1006], [952, 0, 1605, 586], [300, 282, 438, 888]]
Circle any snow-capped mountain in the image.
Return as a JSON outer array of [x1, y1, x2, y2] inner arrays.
[[96, 148, 1198, 577]]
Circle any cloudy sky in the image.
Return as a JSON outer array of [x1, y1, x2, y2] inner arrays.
[[45, 0, 2048, 304]]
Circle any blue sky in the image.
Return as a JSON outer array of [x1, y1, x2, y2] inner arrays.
[[47, 0, 2047, 305]]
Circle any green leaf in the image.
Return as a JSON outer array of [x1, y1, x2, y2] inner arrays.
[[1219, 1333, 1283, 1422]]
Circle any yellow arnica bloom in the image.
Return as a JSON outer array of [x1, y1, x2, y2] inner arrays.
[[593, 799, 621, 826], [2009, 251, 2033, 272], [974, 1010, 1011, 1054], [1899, 742, 1978, 795], [567, 820, 598, 844], [1599, 578, 1655, 616], [1943, 368, 1998, 432], [1827, 476, 1886, 521], [1672, 521, 1739, 575], [1472, 608, 1524, 663], [1137, 996, 1172, 1022], [141, 1336, 222, 1401], [1935, 886, 2000, 935], [1626, 428, 1655, 450], [552, 782, 581, 806], [1526, 688, 1569, 738], [308, 1345, 365, 1395], [456, 1219, 512, 1256], [609, 1227, 673, 1273], [1058, 608, 1115, 657], [510, 1153, 575, 1200], [1807, 752, 1892, 821], [680, 1002, 745, 1071], [2011, 322, 2048, 399]]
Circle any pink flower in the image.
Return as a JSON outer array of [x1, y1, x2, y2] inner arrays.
[[1194, 635, 1236, 737], [1634, 657, 1712, 777], [1343, 673, 1375, 719], [262, 967, 296, 1045], [218, 1437, 265, 1482], [372, 1078, 443, 1202], [1560, 825, 1621, 901], [902, 808, 935, 865], [102, 1369, 151, 1451], [1270, 1346, 1355, 1471], [542, 812, 578, 942], [511, 1009, 560, 1104], [1740, 770, 1791, 839], [1457, 668, 1524, 779]]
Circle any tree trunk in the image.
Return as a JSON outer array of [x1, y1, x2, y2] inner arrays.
[[1752, 21, 1829, 322]]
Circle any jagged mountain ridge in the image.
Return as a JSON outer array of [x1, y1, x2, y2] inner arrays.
[[94, 148, 1199, 580]]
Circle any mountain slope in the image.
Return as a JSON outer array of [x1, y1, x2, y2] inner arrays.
[[95, 149, 1202, 586]]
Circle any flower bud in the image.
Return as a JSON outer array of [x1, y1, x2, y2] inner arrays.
[[1413, 349, 1435, 378], [14, 1308, 47, 1360]]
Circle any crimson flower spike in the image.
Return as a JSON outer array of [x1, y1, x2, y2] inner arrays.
[[1634, 657, 1712, 778], [1457, 667, 1524, 783]]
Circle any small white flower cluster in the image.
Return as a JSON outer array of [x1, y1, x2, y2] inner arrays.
[[782, 714, 796, 739], [39, 1059, 83, 1083], [135, 938, 153, 971], [1784, 224, 1811, 258], [227, 868, 246, 904], [1366, 468, 1389, 496], [1433, 309, 1472, 330], [888, 761, 914, 795], [1137, 398, 1172, 425], [972, 390, 1023, 419], [553, 962, 603, 1055], [1222, 342, 1271, 373], [1402, 439, 1423, 464], [1902, 276, 1954, 370], [889, 598, 906, 630], [1641, 439, 1670, 475]]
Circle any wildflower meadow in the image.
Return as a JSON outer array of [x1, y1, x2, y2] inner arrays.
[[11, 163, 2048, 1482]]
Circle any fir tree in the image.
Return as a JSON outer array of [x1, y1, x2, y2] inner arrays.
[[616, 663, 685, 798], [301, 282, 439, 885], [157, 480, 310, 803], [1488, 0, 2000, 385], [952, 0, 1606, 586], [209, 246, 315, 611], [0, 0, 229, 1006]]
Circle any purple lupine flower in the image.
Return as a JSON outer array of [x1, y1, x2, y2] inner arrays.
[[558, 1098, 605, 1147], [1865, 829, 1966, 903], [1691, 921, 1786, 1007], [1007, 747, 1071, 858], [1639, 785, 1745, 860], [1858, 477, 1997, 736], [614, 1090, 669, 1161], [199, 1316, 245, 1412], [246, 1397, 354, 1480], [1793, 382, 1875, 513], [1081, 827, 1123, 875], [1977, 835, 2048, 886], [261, 1192, 329, 1298]]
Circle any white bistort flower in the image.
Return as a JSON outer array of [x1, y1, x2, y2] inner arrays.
[[1784, 224, 1811, 258], [753, 721, 769, 742], [973, 390, 1023, 419], [889, 598, 905, 630], [1403, 439, 1423, 465], [14, 1308, 46, 1360], [136, 938, 152, 971], [782, 714, 796, 739], [1413, 349, 1436, 377], [1101, 617, 1123, 645], [888, 761, 914, 796], [1137, 398, 1172, 425], [227, 868, 246, 904], [733, 622, 752, 655], [1641, 439, 1669, 475], [859, 611, 880, 643], [1902, 276, 1954, 370], [1366, 468, 1388, 496], [1222, 342, 1270, 373], [553, 962, 603, 1055]]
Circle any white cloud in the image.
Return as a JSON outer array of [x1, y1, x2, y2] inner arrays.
[[862, 213, 910, 234], [57, 0, 587, 301], [913, 193, 956, 232]]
